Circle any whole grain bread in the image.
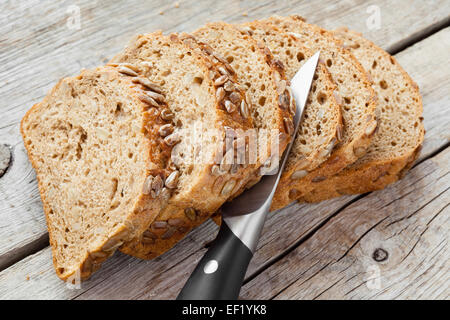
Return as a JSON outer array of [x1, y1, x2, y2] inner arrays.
[[110, 32, 257, 259], [193, 22, 296, 192], [123, 23, 296, 259], [299, 28, 424, 202], [266, 16, 378, 210], [240, 20, 343, 174], [21, 66, 168, 281]]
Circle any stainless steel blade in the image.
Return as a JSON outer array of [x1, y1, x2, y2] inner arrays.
[[221, 51, 321, 218]]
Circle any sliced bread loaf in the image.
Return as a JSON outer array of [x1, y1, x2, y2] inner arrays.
[[240, 20, 343, 174], [266, 16, 378, 210], [109, 32, 256, 259], [300, 28, 424, 202], [21, 66, 169, 281]]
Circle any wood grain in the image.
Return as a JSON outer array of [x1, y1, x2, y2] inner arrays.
[[241, 147, 449, 300], [0, 0, 449, 299]]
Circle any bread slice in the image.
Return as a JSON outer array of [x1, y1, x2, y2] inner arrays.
[[109, 32, 256, 259], [299, 28, 425, 202], [21, 66, 168, 281], [193, 22, 296, 189], [239, 20, 343, 174], [266, 16, 378, 210], [194, 22, 294, 165]]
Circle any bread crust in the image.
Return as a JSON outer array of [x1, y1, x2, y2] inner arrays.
[[299, 29, 424, 202]]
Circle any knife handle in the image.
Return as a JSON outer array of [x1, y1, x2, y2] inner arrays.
[[176, 222, 253, 300]]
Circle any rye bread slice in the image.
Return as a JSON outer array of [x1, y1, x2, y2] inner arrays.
[[240, 20, 343, 174], [266, 16, 378, 210], [110, 32, 255, 259], [21, 66, 168, 281], [300, 28, 425, 202]]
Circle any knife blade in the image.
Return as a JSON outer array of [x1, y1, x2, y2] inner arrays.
[[177, 51, 320, 300]]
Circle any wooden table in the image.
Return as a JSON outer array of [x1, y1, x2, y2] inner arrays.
[[0, 0, 449, 300]]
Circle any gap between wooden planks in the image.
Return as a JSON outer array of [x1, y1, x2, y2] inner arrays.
[[0, 25, 448, 299], [1, 0, 450, 271]]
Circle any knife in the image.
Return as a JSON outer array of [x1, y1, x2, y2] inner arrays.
[[177, 51, 321, 300]]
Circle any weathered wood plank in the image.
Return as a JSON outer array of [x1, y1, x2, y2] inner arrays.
[[1, 0, 449, 268], [0, 1, 449, 299], [241, 146, 449, 300], [1, 26, 449, 298]]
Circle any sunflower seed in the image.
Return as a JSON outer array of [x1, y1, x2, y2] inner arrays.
[[160, 109, 175, 121], [142, 175, 154, 195], [214, 75, 228, 86], [152, 175, 163, 196], [240, 100, 249, 119], [354, 146, 366, 157], [224, 100, 237, 113], [139, 94, 160, 107], [218, 66, 229, 75], [279, 91, 290, 110], [229, 92, 241, 105], [90, 251, 107, 263], [168, 218, 185, 226], [211, 164, 225, 176], [102, 239, 123, 252], [81, 258, 92, 274], [118, 66, 138, 76], [291, 170, 308, 180], [164, 131, 181, 146], [365, 120, 378, 136], [161, 227, 177, 239], [276, 80, 287, 95], [284, 117, 294, 135], [224, 62, 235, 75], [213, 53, 228, 64], [220, 150, 234, 172], [216, 87, 225, 102], [177, 226, 189, 233], [279, 132, 288, 145], [223, 80, 235, 92], [142, 230, 157, 244], [209, 70, 218, 80], [159, 124, 174, 137], [152, 221, 168, 229], [147, 107, 159, 117], [141, 236, 155, 244], [336, 124, 343, 141], [287, 86, 296, 114], [165, 170, 179, 189], [132, 77, 163, 93], [221, 179, 236, 196], [312, 176, 326, 183], [146, 90, 166, 103], [230, 163, 240, 175], [160, 187, 171, 202], [273, 59, 285, 71], [184, 207, 197, 221]]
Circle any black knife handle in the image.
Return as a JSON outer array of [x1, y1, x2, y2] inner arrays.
[[176, 222, 253, 300]]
